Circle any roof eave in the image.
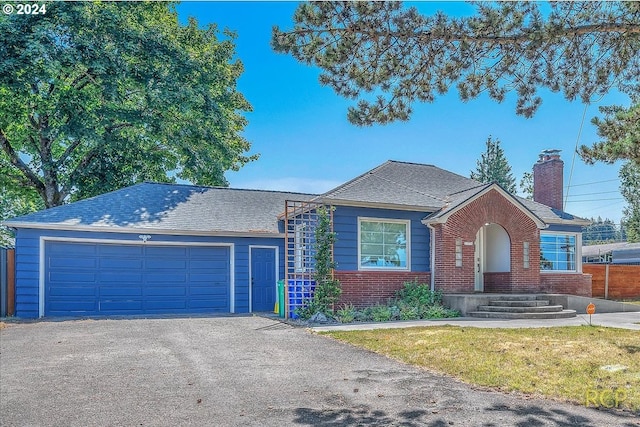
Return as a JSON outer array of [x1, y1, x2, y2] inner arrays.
[[2, 221, 284, 238], [319, 197, 441, 212]]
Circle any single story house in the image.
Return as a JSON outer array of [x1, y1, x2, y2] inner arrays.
[[4, 150, 591, 318]]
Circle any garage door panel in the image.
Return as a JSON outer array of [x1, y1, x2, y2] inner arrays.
[[50, 257, 97, 269], [99, 272, 143, 282], [189, 299, 227, 309], [100, 299, 144, 309], [189, 273, 229, 283], [49, 286, 98, 297], [145, 259, 188, 269], [45, 242, 231, 316], [190, 286, 227, 296], [99, 258, 144, 269], [100, 286, 143, 297], [49, 272, 96, 283], [145, 246, 187, 257], [49, 244, 97, 256], [146, 273, 187, 283], [144, 299, 188, 310], [99, 245, 142, 256], [145, 287, 187, 296], [48, 299, 97, 312]]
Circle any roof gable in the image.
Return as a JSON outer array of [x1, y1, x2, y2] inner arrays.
[[423, 183, 547, 229]]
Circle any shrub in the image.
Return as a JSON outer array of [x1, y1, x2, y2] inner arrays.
[[395, 280, 442, 306], [335, 304, 357, 323]]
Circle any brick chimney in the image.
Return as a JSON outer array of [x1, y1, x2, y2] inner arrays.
[[533, 149, 563, 211]]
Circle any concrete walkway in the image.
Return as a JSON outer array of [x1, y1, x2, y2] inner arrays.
[[311, 311, 640, 332]]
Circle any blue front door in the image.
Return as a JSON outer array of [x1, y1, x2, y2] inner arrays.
[[251, 247, 276, 312]]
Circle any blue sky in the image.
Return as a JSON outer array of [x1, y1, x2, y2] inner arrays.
[[177, 1, 629, 224]]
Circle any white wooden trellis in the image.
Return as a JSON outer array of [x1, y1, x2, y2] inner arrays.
[[283, 200, 331, 318]]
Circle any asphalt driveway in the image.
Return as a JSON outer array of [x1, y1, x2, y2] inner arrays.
[[0, 316, 637, 427]]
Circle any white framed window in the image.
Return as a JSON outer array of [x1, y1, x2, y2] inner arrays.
[[540, 232, 579, 272], [358, 217, 410, 270]]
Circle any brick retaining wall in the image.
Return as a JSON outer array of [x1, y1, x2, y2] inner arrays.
[[335, 271, 431, 307]]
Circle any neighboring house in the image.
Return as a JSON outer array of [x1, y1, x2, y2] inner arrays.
[[3, 150, 591, 318], [583, 242, 640, 265]]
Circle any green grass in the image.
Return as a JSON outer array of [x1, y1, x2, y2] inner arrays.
[[324, 326, 640, 413]]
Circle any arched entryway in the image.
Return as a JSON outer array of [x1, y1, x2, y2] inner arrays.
[[474, 223, 511, 291]]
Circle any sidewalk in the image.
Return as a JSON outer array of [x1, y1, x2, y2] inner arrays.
[[311, 312, 640, 332]]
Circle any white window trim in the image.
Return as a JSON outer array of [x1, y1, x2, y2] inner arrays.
[[539, 231, 582, 273], [357, 217, 411, 271]]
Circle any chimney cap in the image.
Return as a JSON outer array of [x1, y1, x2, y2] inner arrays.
[[538, 149, 562, 163], [541, 149, 561, 156]]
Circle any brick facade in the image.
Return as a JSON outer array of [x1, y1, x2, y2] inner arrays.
[[539, 273, 592, 297], [335, 271, 431, 307], [431, 188, 541, 293]]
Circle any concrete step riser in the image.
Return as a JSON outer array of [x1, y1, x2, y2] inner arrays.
[[468, 310, 578, 319], [489, 300, 550, 307], [487, 295, 544, 301], [477, 305, 565, 313]]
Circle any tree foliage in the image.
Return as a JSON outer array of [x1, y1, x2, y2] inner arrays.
[[581, 217, 623, 245], [519, 171, 533, 199], [0, 2, 255, 209], [470, 137, 516, 193], [620, 162, 640, 242], [273, 1, 639, 127], [580, 103, 640, 165]]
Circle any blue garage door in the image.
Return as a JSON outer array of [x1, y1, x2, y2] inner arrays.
[[45, 242, 231, 316]]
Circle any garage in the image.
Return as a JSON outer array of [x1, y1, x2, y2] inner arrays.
[[44, 240, 232, 317]]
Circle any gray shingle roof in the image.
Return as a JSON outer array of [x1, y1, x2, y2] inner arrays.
[[4, 161, 590, 233], [320, 160, 482, 208], [321, 160, 588, 225], [4, 183, 316, 235]]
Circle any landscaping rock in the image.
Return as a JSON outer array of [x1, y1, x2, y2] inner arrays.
[[309, 312, 328, 324]]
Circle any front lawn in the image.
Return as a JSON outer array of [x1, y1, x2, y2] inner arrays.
[[324, 326, 640, 413]]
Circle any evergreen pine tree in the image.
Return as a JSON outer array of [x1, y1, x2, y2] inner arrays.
[[470, 137, 517, 193]]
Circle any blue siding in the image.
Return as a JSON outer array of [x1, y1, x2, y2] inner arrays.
[[13, 228, 285, 318], [333, 206, 431, 272]]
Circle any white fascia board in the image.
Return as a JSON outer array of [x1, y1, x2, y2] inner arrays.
[[318, 198, 441, 212], [5, 221, 284, 238]]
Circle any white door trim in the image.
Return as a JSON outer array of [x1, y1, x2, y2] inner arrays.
[[474, 227, 484, 292]]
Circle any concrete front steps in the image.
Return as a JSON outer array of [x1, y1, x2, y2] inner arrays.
[[468, 295, 577, 319]]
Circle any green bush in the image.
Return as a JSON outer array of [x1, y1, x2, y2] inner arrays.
[[395, 280, 442, 306], [301, 280, 459, 323], [335, 304, 357, 323]]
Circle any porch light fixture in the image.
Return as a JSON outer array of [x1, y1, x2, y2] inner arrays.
[[138, 234, 152, 243]]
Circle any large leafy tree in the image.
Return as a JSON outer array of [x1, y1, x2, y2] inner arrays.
[[619, 162, 640, 242], [273, 1, 640, 161], [0, 2, 255, 209], [470, 137, 516, 193]]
